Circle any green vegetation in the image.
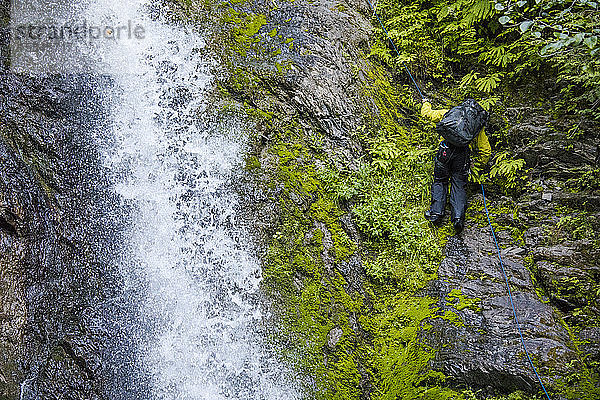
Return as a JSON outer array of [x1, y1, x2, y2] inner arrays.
[[169, 0, 600, 398], [371, 0, 599, 119], [207, 6, 461, 395], [488, 151, 527, 192], [259, 113, 462, 400], [446, 289, 482, 312], [494, 0, 600, 120]]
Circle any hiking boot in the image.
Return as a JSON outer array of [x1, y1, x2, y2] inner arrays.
[[424, 210, 443, 225], [453, 221, 464, 235]]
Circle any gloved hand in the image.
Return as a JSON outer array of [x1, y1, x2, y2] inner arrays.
[[421, 98, 430, 103]]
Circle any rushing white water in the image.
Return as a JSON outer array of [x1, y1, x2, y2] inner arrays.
[[80, 1, 299, 398]]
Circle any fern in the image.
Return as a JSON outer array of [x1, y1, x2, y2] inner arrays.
[[478, 96, 500, 110], [475, 73, 503, 93], [479, 45, 516, 68], [459, 70, 479, 88], [369, 39, 393, 65], [461, 0, 495, 26], [489, 152, 527, 190]]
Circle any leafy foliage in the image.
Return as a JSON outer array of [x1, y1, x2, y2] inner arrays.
[[494, 0, 600, 119], [488, 151, 527, 191], [494, 0, 599, 56], [372, 0, 599, 119]]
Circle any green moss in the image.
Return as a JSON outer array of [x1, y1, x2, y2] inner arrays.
[[219, 7, 267, 57], [230, 30, 469, 394], [360, 64, 417, 138], [523, 254, 550, 304], [255, 112, 456, 398], [236, 13, 266, 43], [245, 106, 274, 123], [273, 142, 320, 194], [359, 291, 448, 400], [334, 3, 347, 13], [461, 390, 541, 400], [445, 289, 482, 312], [466, 198, 527, 248], [438, 310, 464, 328], [551, 320, 600, 399], [310, 198, 356, 261], [252, 47, 470, 396], [548, 207, 597, 243], [244, 155, 261, 170]]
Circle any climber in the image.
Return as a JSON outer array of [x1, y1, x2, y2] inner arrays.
[[421, 98, 491, 234]]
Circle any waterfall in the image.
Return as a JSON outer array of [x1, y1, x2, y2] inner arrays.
[[76, 1, 300, 399]]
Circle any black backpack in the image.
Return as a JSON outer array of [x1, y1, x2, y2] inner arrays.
[[436, 99, 489, 147]]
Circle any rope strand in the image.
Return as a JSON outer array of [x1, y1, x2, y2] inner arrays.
[[481, 184, 552, 400], [366, 0, 425, 99]]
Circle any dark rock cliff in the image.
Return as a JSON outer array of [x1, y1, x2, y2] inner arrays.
[[423, 108, 600, 395], [0, 74, 143, 399]]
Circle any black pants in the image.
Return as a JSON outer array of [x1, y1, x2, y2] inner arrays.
[[429, 141, 470, 225]]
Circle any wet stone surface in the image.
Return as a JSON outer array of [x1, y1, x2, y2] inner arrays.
[[0, 73, 145, 399], [424, 230, 576, 395], [422, 104, 600, 396]]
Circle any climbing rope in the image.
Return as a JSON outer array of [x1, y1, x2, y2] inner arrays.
[[366, 0, 425, 100], [481, 184, 552, 400], [365, 1, 552, 397]]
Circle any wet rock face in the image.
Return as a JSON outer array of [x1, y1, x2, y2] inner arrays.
[[505, 108, 600, 327], [534, 242, 600, 312], [234, 0, 600, 397], [424, 105, 600, 395], [271, 0, 372, 140], [425, 226, 576, 394], [0, 74, 138, 400], [235, 0, 374, 172], [0, 74, 72, 399], [0, 140, 35, 398], [235, 0, 376, 277]]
